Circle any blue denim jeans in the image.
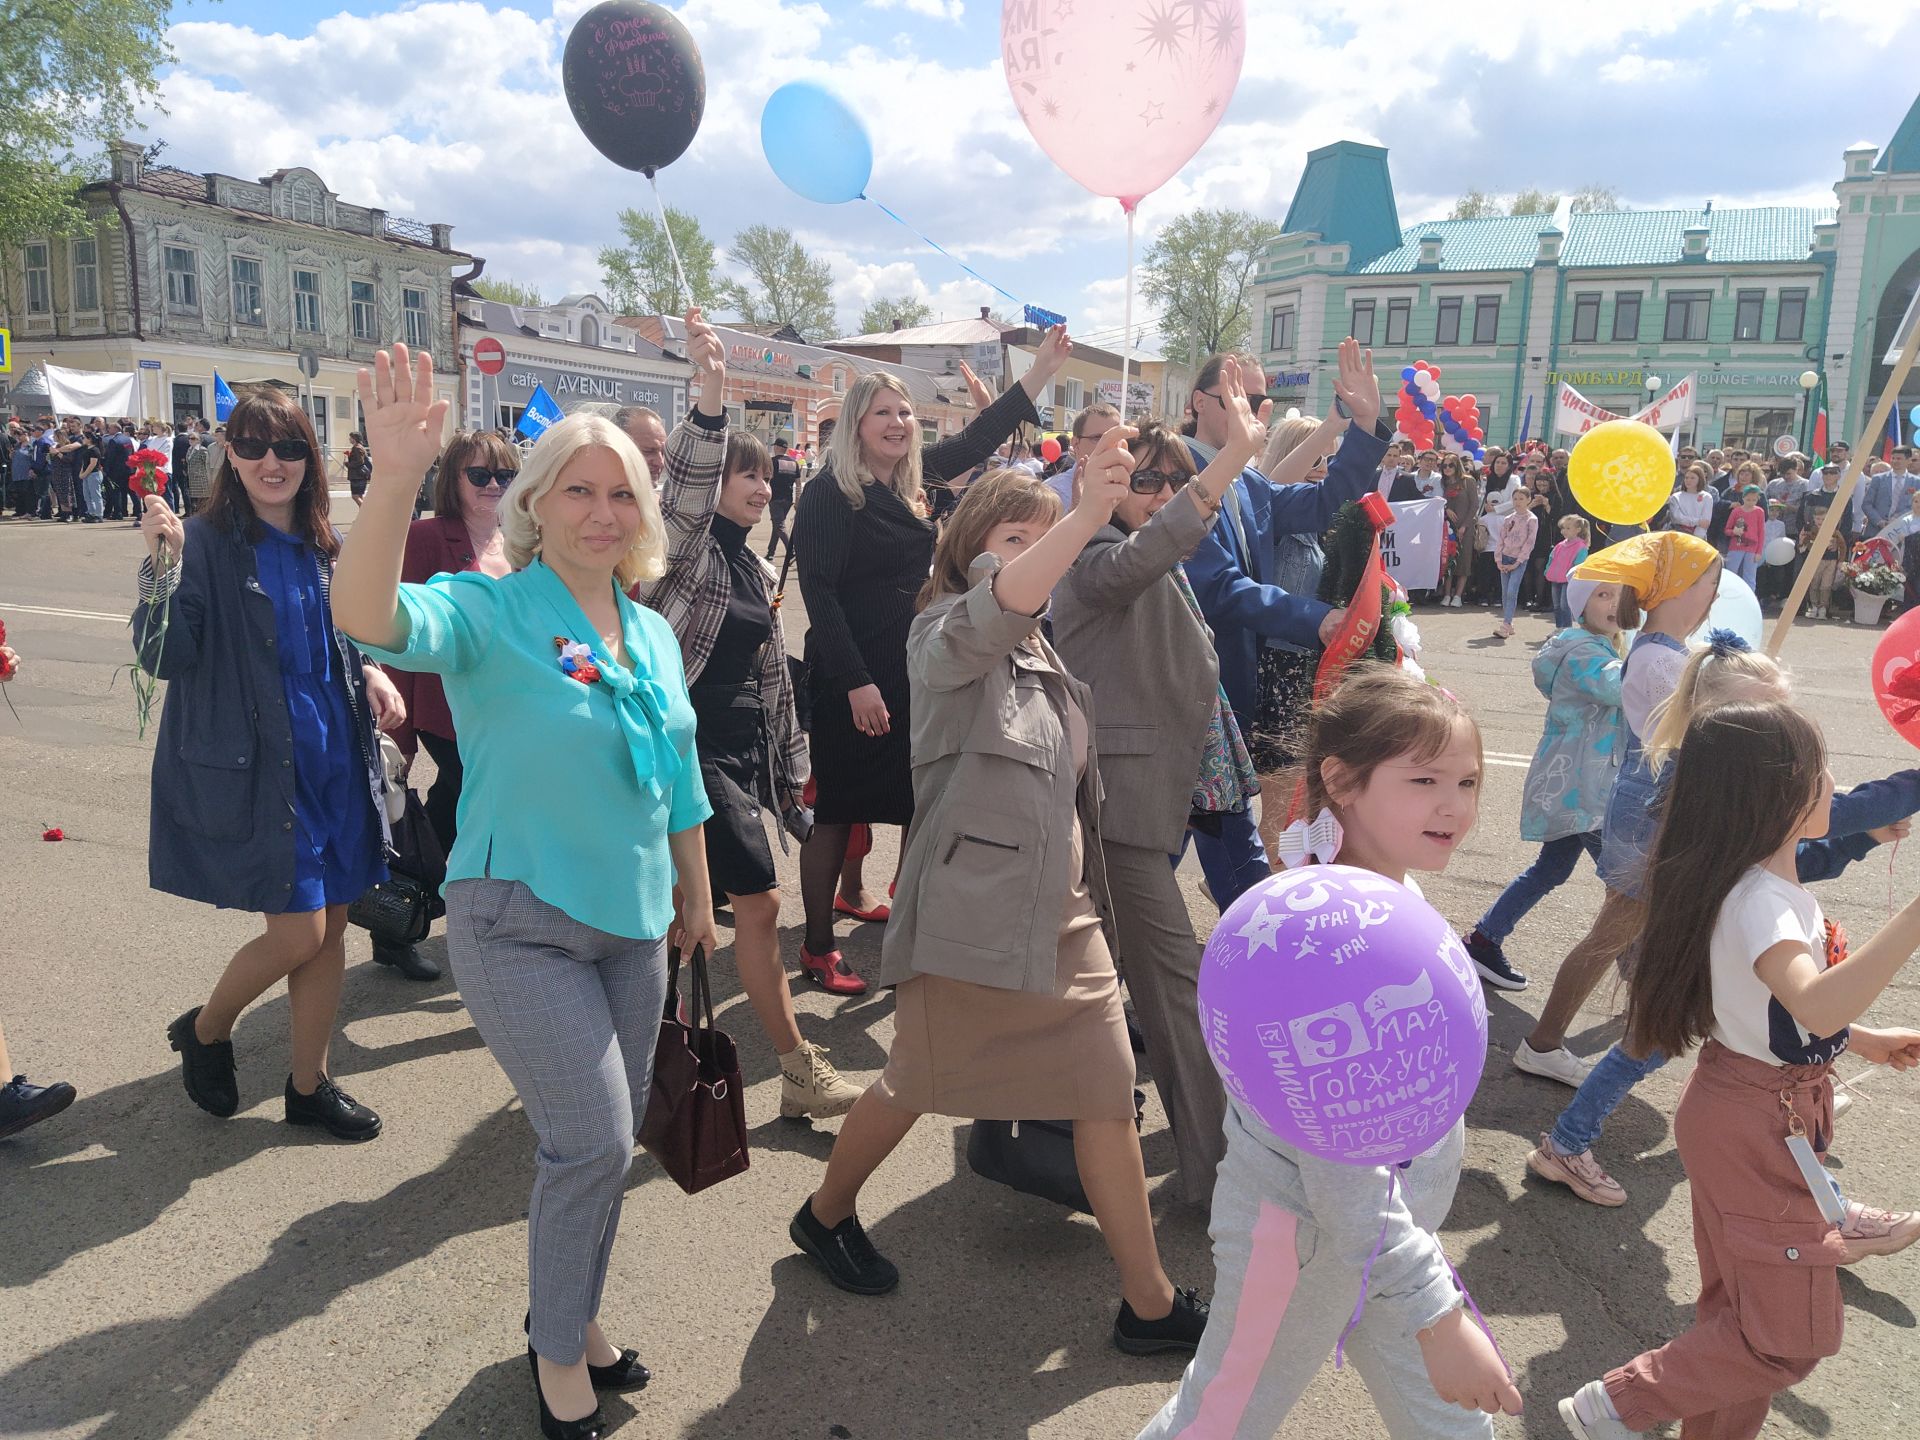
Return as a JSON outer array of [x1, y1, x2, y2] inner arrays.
[[1726, 549, 1759, 587], [1551, 1042, 1667, 1155], [1499, 565, 1524, 624], [1478, 831, 1601, 942], [1552, 582, 1572, 628], [80, 470, 103, 518], [1187, 807, 1270, 911]]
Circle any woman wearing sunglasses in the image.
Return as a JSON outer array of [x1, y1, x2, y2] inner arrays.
[[375, 430, 520, 982], [137, 387, 407, 1143], [1048, 375, 1270, 1207]]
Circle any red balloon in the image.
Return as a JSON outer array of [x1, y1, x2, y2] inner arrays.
[[1460, 394, 1476, 408], [1412, 361, 1430, 372], [1873, 609, 1920, 749], [1427, 365, 1443, 380], [1040, 437, 1062, 464]]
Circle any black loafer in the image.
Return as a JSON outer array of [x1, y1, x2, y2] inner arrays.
[[1114, 1286, 1211, 1355], [524, 1313, 651, 1393], [789, 1199, 899, 1295], [0, 1074, 78, 1139], [284, 1074, 382, 1141], [372, 940, 441, 982], [167, 1007, 239, 1117]]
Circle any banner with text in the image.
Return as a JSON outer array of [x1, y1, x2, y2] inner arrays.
[[1554, 373, 1696, 436], [1383, 498, 1447, 591], [1095, 379, 1157, 416]]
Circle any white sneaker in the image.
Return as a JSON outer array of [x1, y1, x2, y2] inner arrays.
[[778, 1041, 863, 1119], [1513, 1040, 1594, 1087], [1558, 1380, 1633, 1438], [1834, 1086, 1853, 1121]]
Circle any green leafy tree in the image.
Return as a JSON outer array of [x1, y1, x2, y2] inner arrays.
[[1140, 208, 1283, 361], [1448, 189, 1501, 220], [598, 205, 726, 317], [857, 294, 934, 335], [723, 225, 837, 341], [1, 0, 172, 312], [472, 275, 545, 307], [1508, 188, 1560, 216], [1569, 184, 1623, 214]]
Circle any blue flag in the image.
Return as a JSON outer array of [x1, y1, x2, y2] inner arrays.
[[1517, 394, 1534, 447], [213, 372, 236, 422], [516, 384, 564, 440]]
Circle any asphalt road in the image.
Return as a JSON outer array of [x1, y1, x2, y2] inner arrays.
[[2, 500, 1917, 1439]]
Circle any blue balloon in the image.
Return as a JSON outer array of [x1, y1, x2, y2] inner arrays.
[[761, 81, 872, 204], [1910, 403, 1920, 430], [1401, 366, 1417, 382]]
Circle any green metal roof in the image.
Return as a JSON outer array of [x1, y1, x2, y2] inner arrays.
[[1282, 141, 1403, 269], [1876, 93, 1920, 172], [1557, 206, 1829, 267], [1350, 215, 1551, 274]]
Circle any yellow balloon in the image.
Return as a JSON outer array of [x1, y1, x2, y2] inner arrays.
[[1568, 420, 1674, 526]]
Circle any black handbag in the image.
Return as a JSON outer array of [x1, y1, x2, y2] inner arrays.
[[966, 1090, 1146, 1215], [348, 788, 447, 943]]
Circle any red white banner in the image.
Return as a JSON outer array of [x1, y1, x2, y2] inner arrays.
[[1554, 373, 1696, 436]]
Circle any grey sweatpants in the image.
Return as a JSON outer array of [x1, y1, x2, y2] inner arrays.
[[1137, 1108, 1492, 1439], [447, 879, 668, 1366], [1100, 838, 1227, 1205]]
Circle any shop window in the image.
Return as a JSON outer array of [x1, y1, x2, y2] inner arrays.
[[231, 256, 265, 327], [25, 242, 50, 314], [1571, 292, 1600, 343], [71, 238, 100, 313], [351, 280, 376, 340], [1664, 291, 1710, 342], [1384, 298, 1410, 346], [1350, 299, 1375, 346], [1777, 289, 1807, 343], [1268, 306, 1295, 352], [164, 246, 199, 313], [1734, 290, 1764, 341], [1720, 406, 1796, 454], [1612, 292, 1641, 341], [1472, 297, 1499, 346]]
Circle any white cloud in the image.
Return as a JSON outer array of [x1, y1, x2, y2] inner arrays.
[[865, 0, 965, 18], [1598, 53, 1679, 83]]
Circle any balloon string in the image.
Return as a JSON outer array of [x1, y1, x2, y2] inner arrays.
[[649, 172, 693, 312], [1121, 205, 1135, 424], [865, 197, 1024, 308]]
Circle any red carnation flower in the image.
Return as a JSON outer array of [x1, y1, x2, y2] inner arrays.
[[41, 827, 64, 842]]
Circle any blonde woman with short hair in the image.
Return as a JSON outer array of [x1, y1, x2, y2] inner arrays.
[[333, 343, 716, 1437], [789, 326, 1074, 995]]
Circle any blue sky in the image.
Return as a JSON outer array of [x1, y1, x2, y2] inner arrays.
[[149, 0, 1920, 351]]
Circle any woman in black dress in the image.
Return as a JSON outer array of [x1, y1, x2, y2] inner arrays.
[[791, 328, 1073, 993]]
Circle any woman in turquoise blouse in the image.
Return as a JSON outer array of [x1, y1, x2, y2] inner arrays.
[[334, 343, 717, 1440]]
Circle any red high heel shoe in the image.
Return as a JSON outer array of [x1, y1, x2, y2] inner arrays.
[[833, 895, 891, 923], [799, 945, 869, 996]]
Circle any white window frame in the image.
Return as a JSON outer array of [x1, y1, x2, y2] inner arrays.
[[24, 241, 51, 315], [1268, 306, 1296, 352], [163, 245, 200, 314], [350, 279, 377, 341], [1350, 298, 1376, 346], [292, 267, 322, 334], [230, 254, 266, 328], [70, 236, 101, 314], [402, 286, 429, 347]]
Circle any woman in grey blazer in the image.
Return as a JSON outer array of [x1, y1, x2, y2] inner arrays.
[[1049, 383, 1270, 1207], [789, 444, 1209, 1356]]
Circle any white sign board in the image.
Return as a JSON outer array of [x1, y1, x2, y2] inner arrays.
[[1382, 498, 1447, 591], [966, 342, 1004, 380], [1095, 379, 1157, 415]]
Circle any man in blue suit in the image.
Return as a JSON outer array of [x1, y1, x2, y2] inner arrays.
[[1183, 337, 1390, 909]]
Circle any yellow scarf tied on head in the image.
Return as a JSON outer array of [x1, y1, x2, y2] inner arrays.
[[1571, 532, 1720, 612]]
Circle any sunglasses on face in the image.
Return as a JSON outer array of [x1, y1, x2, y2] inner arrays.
[[464, 465, 518, 488], [229, 436, 311, 463], [1129, 467, 1191, 494]]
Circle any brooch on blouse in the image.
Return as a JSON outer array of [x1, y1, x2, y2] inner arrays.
[[553, 636, 604, 686]]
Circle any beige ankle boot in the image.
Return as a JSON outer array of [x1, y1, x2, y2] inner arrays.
[[779, 1041, 863, 1119]]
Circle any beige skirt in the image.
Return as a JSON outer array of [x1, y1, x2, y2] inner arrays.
[[874, 813, 1137, 1122]]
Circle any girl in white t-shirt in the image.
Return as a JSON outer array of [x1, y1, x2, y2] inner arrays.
[[1558, 699, 1920, 1440]]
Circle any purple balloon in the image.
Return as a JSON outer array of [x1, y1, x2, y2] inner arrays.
[[1198, 865, 1488, 1166]]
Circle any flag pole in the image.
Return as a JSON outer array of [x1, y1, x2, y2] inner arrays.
[[1767, 295, 1920, 656]]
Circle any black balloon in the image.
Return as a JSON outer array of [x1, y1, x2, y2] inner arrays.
[[562, 0, 706, 177]]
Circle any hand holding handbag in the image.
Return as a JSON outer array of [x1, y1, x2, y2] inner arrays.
[[638, 945, 750, 1195]]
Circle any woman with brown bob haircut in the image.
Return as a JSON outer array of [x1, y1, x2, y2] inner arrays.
[[136, 385, 409, 1142]]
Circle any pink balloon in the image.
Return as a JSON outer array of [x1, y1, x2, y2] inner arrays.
[[1002, 0, 1246, 206]]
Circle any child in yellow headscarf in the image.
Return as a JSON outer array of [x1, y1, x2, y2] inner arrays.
[[1512, 533, 1721, 1087]]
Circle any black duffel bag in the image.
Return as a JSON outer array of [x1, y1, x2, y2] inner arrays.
[[965, 1089, 1147, 1215]]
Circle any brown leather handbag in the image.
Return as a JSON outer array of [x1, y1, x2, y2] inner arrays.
[[639, 946, 749, 1194]]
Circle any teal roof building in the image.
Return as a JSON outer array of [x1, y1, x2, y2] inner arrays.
[[1244, 109, 1920, 454]]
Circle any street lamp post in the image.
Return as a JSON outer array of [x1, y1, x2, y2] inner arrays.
[[1643, 373, 1662, 427], [1799, 369, 1821, 454]]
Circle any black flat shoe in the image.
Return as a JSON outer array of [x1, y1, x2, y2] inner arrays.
[[1114, 1286, 1211, 1356], [524, 1312, 651, 1392], [527, 1348, 602, 1440], [284, 1074, 381, 1141], [0, 1075, 77, 1139], [167, 1007, 239, 1117], [789, 1198, 899, 1295], [372, 940, 441, 982]]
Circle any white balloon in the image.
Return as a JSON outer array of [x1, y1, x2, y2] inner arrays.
[[1764, 535, 1798, 566], [1687, 568, 1764, 648]]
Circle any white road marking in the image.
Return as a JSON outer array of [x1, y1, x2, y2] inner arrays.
[[1, 601, 130, 625]]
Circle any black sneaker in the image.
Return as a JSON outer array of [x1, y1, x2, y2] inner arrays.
[[284, 1074, 382, 1141], [789, 1199, 899, 1295], [372, 940, 441, 982], [1464, 929, 1527, 992], [0, 1074, 78, 1139], [1114, 1286, 1210, 1356], [167, 1006, 239, 1116]]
